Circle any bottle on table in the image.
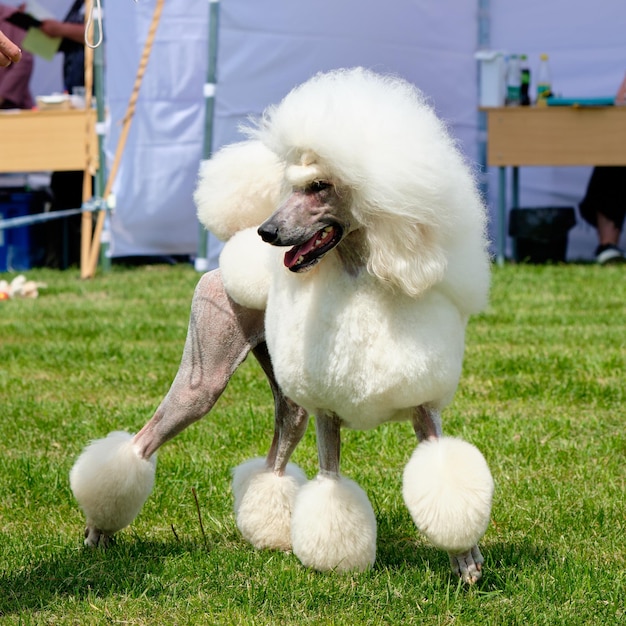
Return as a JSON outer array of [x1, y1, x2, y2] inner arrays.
[[520, 54, 531, 105], [536, 53, 552, 104], [506, 54, 521, 106]]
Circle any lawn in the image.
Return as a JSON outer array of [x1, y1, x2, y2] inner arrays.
[[0, 263, 624, 625]]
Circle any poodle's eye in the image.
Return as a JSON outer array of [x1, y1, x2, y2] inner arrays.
[[308, 181, 331, 193]]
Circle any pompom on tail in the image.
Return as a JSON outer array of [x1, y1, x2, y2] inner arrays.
[[194, 140, 285, 241], [69, 431, 156, 545], [402, 437, 494, 554]]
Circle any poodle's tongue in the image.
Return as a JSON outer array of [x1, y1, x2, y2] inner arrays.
[[284, 226, 334, 269]]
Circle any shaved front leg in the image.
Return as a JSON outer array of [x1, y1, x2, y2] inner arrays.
[[133, 270, 265, 459], [315, 412, 342, 477], [290, 410, 377, 571], [253, 342, 309, 474], [411, 405, 442, 442]]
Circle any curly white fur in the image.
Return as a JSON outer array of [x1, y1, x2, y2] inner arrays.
[[402, 437, 494, 554], [290, 474, 377, 572], [69, 431, 156, 540], [232, 457, 307, 551], [218, 227, 281, 310]]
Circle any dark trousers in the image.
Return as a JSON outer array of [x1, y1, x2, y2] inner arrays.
[[579, 166, 626, 231], [44, 170, 84, 269]]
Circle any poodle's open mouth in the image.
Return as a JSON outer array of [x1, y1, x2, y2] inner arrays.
[[284, 224, 343, 272]]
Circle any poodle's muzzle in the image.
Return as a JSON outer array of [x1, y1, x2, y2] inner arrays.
[[258, 184, 347, 272]]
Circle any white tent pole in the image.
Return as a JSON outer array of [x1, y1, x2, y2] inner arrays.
[[195, 0, 220, 272]]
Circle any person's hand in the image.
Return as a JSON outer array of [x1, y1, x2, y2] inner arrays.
[[0, 29, 22, 67], [39, 19, 66, 39]]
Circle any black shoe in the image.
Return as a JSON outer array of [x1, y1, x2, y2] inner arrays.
[[595, 244, 626, 265]]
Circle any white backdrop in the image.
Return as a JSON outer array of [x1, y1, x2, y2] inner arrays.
[[19, 1, 626, 261]]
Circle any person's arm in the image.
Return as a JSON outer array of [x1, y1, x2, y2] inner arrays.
[[0, 29, 21, 66], [39, 19, 85, 44]]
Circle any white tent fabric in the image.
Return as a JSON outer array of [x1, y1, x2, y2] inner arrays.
[[104, 0, 208, 258], [105, 0, 480, 262], [24, 1, 626, 262]]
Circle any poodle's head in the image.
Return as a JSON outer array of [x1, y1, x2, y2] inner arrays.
[[257, 150, 357, 273], [251, 68, 489, 300]]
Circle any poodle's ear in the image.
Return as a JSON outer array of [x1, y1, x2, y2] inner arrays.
[[194, 140, 284, 241], [364, 214, 447, 298]]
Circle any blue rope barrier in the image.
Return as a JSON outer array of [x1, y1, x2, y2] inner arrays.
[[0, 198, 107, 231]]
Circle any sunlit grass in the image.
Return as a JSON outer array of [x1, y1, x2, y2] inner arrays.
[[0, 263, 624, 624]]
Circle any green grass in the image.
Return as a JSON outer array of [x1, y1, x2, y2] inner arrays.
[[0, 263, 624, 625]]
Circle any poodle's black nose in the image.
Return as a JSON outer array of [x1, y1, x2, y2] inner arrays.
[[258, 222, 280, 244]]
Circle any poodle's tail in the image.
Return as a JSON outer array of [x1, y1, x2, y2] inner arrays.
[[194, 140, 285, 241], [69, 431, 156, 546]]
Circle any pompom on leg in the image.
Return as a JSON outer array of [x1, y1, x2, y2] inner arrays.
[[402, 437, 494, 583], [69, 431, 157, 546], [233, 457, 307, 551], [291, 474, 377, 573]]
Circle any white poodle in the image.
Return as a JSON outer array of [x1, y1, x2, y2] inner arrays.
[[69, 68, 493, 584]]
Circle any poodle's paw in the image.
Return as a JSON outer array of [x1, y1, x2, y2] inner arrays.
[[402, 437, 494, 554], [449, 544, 484, 584], [84, 525, 114, 548], [291, 474, 377, 573], [233, 457, 307, 551], [70, 431, 157, 542]]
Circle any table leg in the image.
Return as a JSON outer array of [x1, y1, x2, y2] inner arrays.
[[512, 166, 520, 209]]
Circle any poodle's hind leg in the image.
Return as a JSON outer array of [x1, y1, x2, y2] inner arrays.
[[402, 405, 494, 584], [290, 412, 377, 572], [133, 270, 266, 458], [233, 342, 309, 551], [70, 270, 265, 546]]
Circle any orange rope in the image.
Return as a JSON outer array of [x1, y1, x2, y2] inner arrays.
[[80, 7, 95, 278], [84, 0, 166, 278]]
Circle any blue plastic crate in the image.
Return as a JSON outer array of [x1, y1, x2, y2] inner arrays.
[[0, 191, 33, 272]]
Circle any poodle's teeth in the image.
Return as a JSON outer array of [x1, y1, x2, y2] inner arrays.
[[315, 227, 332, 246], [297, 255, 305, 264]]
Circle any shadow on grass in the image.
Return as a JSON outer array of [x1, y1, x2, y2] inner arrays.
[[376, 526, 552, 591], [0, 530, 552, 617], [0, 538, 204, 617]]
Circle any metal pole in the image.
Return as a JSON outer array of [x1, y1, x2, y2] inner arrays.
[[195, 0, 220, 271], [195, 0, 220, 272], [477, 0, 499, 262]]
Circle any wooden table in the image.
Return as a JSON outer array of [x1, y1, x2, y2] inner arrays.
[[0, 108, 100, 274], [0, 108, 98, 173], [483, 106, 626, 263]]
